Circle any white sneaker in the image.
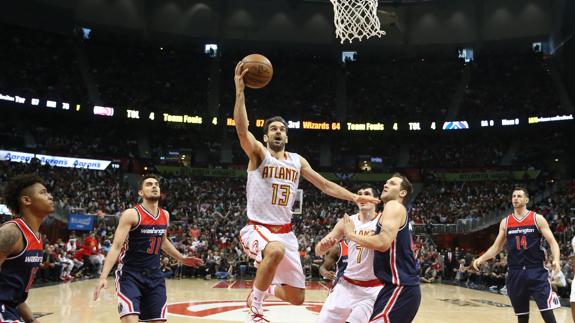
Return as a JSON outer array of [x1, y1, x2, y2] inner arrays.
[[245, 307, 269, 323], [245, 289, 270, 322]]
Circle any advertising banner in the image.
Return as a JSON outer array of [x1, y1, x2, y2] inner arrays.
[[0, 150, 111, 170], [68, 214, 94, 231]]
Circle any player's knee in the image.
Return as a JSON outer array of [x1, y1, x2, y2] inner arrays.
[[120, 314, 140, 323], [292, 290, 305, 305], [264, 242, 285, 262]]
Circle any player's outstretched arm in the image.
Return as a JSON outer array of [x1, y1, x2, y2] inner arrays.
[[93, 209, 137, 301], [315, 219, 345, 257], [344, 201, 404, 252], [161, 235, 204, 267], [300, 157, 379, 204], [233, 61, 266, 164], [473, 219, 506, 270], [536, 214, 561, 274], [319, 244, 340, 281], [0, 223, 21, 266]]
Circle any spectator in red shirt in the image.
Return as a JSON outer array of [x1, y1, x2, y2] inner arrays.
[[189, 225, 201, 240]]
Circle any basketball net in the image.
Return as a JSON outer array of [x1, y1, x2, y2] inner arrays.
[[331, 0, 386, 43]]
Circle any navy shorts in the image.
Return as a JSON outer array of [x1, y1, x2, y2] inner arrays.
[[507, 267, 560, 315], [115, 268, 167, 321], [0, 303, 24, 323], [370, 284, 421, 323]]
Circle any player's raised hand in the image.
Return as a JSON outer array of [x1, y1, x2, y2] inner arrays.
[[322, 270, 337, 281], [93, 278, 107, 301], [317, 237, 338, 253], [551, 260, 561, 276], [343, 213, 356, 238], [182, 256, 204, 268], [472, 258, 482, 271], [353, 193, 380, 205], [234, 61, 249, 93]]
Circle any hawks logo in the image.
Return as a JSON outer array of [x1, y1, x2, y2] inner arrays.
[[252, 240, 259, 254], [167, 300, 323, 321]]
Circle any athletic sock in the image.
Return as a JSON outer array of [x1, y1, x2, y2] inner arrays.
[[252, 287, 267, 313], [266, 284, 277, 297]]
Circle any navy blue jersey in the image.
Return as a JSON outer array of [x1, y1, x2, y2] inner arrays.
[[334, 240, 348, 283], [505, 211, 546, 269], [374, 213, 420, 286], [0, 218, 43, 305], [119, 204, 168, 271]]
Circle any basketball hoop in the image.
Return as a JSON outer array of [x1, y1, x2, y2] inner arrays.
[[331, 0, 386, 43]]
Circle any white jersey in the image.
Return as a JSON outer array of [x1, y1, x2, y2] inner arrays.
[[246, 150, 301, 225], [345, 212, 381, 281], [571, 236, 575, 255]]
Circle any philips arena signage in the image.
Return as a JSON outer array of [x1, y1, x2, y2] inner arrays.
[[0, 150, 111, 170]]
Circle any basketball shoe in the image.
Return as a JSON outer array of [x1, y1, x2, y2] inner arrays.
[[245, 289, 270, 322]]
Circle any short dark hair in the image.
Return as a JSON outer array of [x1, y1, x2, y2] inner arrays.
[[138, 174, 160, 190], [512, 187, 529, 198], [391, 172, 413, 204], [3, 173, 45, 215], [263, 116, 288, 136], [358, 184, 378, 197]]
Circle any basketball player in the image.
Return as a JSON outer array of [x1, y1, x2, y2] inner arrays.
[[93, 175, 203, 323], [316, 186, 382, 323], [342, 174, 421, 323], [473, 187, 561, 323], [0, 174, 54, 323], [234, 62, 380, 323]]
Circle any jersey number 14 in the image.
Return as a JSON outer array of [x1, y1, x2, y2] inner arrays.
[[515, 235, 528, 250]]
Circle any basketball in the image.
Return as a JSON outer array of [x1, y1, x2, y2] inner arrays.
[[241, 54, 273, 89]]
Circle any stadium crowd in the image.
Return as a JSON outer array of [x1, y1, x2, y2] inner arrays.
[[346, 56, 462, 122], [460, 52, 564, 120], [1, 23, 567, 124], [0, 25, 86, 103], [409, 133, 507, 169]]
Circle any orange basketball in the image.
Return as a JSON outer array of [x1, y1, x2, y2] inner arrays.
[[241, 54, 273, 89]]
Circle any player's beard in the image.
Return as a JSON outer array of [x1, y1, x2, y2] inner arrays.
[[268, 140, 285, 152], [145, 194, 161, 202]]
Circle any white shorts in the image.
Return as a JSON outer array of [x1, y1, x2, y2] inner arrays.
[[317, 278, 383, 323], [239, 223, 305, 289], [571, 279, 575, 303]]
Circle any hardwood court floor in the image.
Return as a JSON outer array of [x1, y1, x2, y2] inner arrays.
[[26, 278, 571, 322]]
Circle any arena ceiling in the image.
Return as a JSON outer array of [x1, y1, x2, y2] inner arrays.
[[0, 0, 566, 47]]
